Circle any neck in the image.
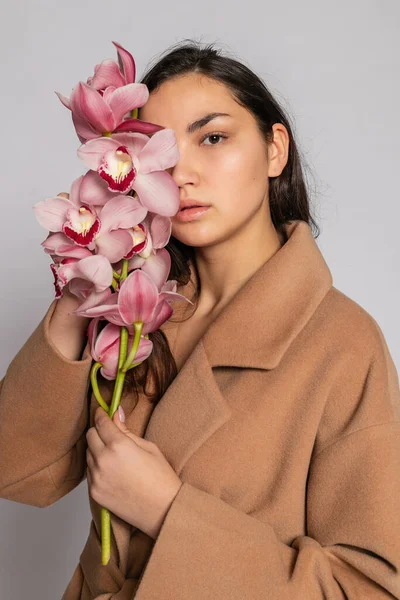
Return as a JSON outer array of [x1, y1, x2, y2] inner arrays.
[[192, 217, 285, 318]]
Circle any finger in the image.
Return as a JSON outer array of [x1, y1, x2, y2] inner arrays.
[[86, 465, 92, 485], [86, 426, 105, 454], [57, 192, 69, 199], [112, 409, 156, 452], [94, 406, 124, 446], [128, 432, 159, 454], [86, 446, 96, 469]]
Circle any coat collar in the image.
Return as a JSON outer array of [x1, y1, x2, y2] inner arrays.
[[170, 219, 333, 371], [143, 219, 333, 477]]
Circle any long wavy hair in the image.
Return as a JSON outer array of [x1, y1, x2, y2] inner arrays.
[[121, 38, 321, 406]]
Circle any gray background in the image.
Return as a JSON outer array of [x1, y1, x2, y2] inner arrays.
[[1, 0, 399, 598]]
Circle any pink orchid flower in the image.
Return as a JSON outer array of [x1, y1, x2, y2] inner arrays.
[[71, 265, 191, 336], [34, 175, 148, 264], [55, 42, 163, 143], [112, 213, 173, 289], [49, 253, 113, 299], [87, 41, 136, 90], [87, 318, 153, 380], [56, 81, 164, 144], [126, 213, 172, 274], [77, 131, 180, 216]]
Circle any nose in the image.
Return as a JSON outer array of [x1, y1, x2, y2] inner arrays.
[[166, 151, 200, 188]]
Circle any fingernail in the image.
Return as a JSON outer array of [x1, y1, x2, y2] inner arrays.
[[118, 405, 125, 422]]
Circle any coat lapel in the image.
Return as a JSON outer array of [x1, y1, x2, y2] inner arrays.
[[143, 338, 232, 476], [143, 220, 333, 476]]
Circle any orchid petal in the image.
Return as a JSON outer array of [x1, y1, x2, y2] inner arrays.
[[142, 299, 173, 334], [99, 195, 147, 231], [101, 333, 153, 379], [90, 322, 121, 379], [34, 197, 74, 231], [98, 146, 136, 193], [113, 119, 165, 135], [118, 268, 159, 324], [138, 129, 180, 173], [89, 58, 125, 90], [72, 287, 113, 314], [80, 170, 120, 206], [131, 170, 180, 216], [99, 340, 121, 379], [149, 213, 172, 248], [75, 301, 123, 326], [77, 137, 120, 171], [159, 289, 193, 303], [140, 248, 171, 290], [41, 231, 77, 251], [101, 86, 117, 106], [110, 132, 149, 157], [123, 223, 147, 260], [69, 277, 96, 299], [95, 322, 121, 357], [63, 206, 101, 246], [134, 220, 153, 258], [69, 175, 84, 206], [72, 111, 100, 143], [41, 233, 93, 259], [88, 316, 102, 361], [112, 41, 136, 84], [73, 82, 115, 132], [108, 83, 149, 125], [55, 91, 72, 110], [60, 254, 113, 292], [131, 336, 153, 362], [161, 279, 178, 293], [127, 254, 145, 270], [95, 229, 134, 263]]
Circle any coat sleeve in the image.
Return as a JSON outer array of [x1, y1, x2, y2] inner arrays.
[[0, 299, 94, 508], [134, 322, 400, 600]]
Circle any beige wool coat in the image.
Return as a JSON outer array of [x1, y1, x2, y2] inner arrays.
[[1, 219, 399, 599]]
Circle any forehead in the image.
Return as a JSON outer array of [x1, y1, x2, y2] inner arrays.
[[138, 73, 240, 129]]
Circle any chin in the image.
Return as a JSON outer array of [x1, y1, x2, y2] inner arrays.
[[173, 228, 231, 250]]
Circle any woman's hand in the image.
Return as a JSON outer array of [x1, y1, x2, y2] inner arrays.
[[86, 406, 183, 540]]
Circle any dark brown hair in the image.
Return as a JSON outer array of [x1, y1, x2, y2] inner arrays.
[[122, 38, 321, 406]]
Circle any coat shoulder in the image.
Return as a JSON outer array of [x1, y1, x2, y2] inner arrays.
[[313, 284, 392, 361], [309, 286, 400, 453]]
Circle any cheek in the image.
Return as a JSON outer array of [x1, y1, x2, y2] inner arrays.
[[211, 147, 244, 183], [213, 148, 267, 214]]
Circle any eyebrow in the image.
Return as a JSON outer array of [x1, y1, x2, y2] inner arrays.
[[186, 112, 232, 134]]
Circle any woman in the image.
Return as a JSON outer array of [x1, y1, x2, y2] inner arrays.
[[0, 41, 399, 599]]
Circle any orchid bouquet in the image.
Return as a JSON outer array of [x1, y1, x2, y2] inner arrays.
[[33, 41, 190, 565]]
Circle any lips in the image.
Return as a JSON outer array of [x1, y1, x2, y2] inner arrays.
[[179, 199, 210, 211]]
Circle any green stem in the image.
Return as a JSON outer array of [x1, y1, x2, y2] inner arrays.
[[121, 322, 143, 372], [108, 326, 129, 418], [121, 259, 129, 280], [90, 362, 109, 411], [101, 325, 129, 565], [101, 509, 111, 565], [100, 258, 141, 565]]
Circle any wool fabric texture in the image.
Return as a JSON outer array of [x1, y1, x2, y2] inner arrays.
[[1, 220, 399, 599]]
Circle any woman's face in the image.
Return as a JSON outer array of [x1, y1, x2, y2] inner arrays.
[[138, 73, 284, 249]]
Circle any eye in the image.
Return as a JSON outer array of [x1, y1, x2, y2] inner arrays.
[[200, 132, 228, 146]]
